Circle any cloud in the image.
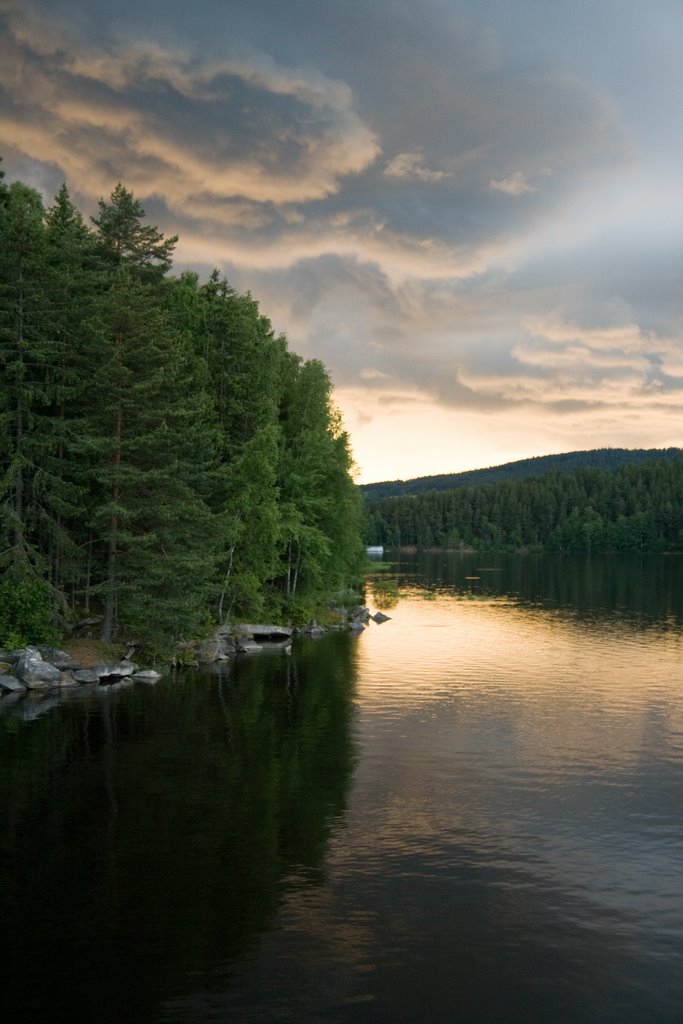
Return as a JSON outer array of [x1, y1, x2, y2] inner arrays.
[[0, 3, 380, 206], [2, 0, 682, 481], [489, 171, 536, 196], [383, 151, 451, 183]]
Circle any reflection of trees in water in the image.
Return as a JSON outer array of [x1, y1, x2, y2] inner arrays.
[[405, 551, 683, 629], [0, 634, 359, 1022]]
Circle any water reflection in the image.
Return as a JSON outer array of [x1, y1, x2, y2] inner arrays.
[[0, 634, 358, 1023], [2, 554, 683, 1023]]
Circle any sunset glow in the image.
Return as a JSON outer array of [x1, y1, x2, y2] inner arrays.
[[2, 0, 682, 481]]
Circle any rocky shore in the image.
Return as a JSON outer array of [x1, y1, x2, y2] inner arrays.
[[0, 606, 390, 700]]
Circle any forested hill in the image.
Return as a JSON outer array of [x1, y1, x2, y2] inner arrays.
[[360, 448, 683, 502], [0, 165, 365, 652], [364, 457, 683, 553]]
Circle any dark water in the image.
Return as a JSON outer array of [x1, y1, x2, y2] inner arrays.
[[2, 553, 683, 1023]]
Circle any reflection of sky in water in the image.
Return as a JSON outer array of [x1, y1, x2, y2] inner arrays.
[[166, 562, 683, 1023], [347, 589, 683, 955]]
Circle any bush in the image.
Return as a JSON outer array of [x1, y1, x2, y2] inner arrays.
[[0, 577, 60, 648]]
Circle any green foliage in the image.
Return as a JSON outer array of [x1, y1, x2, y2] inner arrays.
[[0, 576, 59, 647], [361, 447, 683, 502], [0, 168, 364, 647], [366, 458, 683, 554]]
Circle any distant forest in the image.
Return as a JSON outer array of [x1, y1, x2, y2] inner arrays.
[[0, 164, 364, 651], [360, 448, 683, 502], [364, 456, 683, 553]]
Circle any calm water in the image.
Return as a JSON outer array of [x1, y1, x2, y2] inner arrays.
[[2, 553, 683, 1023]]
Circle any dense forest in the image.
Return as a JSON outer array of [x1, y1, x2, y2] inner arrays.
[[360, 447, 683, 502], [364, 458, 683, 552], [0, 163, 364, 651]]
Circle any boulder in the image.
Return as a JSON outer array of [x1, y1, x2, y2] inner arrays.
[[197, 640, 223, 663], [372, 612, 391, 624], [303, 620, 326, 637], [74, 669, 99, 684], [56, 673, 79, 688], [14, 648, 63, 689], [236, 624, 293, 641], [132, 669, 162, 683], [36, 645, 77, 669], [94, 659, 137, 682], [0, 648, 21, 666], [350, 606, 371, 624], [0, 673, 26, 693]]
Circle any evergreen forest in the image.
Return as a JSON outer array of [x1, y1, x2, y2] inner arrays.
[[360, 447, 683, 502], [0, 163, 364, 651], [364, 458, 683, 553]]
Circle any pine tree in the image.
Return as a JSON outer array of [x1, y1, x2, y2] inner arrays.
[[91, 183, 177, 282], [86, 268, 218, 647], [0, 181, 51, 575]]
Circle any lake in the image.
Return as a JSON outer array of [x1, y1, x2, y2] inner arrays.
[[1, 552, 683, 1023]]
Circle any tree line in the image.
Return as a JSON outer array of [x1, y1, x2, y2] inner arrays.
[[364, 458, 683, 553], [360, 447, 683, 502], [0, 163, 364, 650]]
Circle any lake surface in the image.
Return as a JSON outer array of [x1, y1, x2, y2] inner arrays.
[[2, 553, 683, 1023]]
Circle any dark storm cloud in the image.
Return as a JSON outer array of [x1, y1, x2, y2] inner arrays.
[[2, 0, 683, 478]]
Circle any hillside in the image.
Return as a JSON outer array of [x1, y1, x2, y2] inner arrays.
[[363, 456, 683, 552], [360, 448, 683, 502]]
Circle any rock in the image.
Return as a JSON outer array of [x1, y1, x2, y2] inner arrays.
[[197, 640, 223, 663], [57, 673, 79, 687], [372, 612, 391, 623], [74, 669, 99, 684], [0, 649, 22, 666], [303, 620, 326, 636], [236, 624, 293, 641], [132, 670, 162, 683], [350, 606, 371, 624], [14, 648, 63, 688], [36, 645, 77, 669], [348, 621, 366, 633], [94, 659, 137, 682], [0, 673, 26, 693]]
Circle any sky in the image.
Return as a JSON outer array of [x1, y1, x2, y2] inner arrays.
[[2, 0, 683, 483]]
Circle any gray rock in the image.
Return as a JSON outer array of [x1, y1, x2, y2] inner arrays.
[[14, 648, 63, 688], [132, 670, 162, 683], [350, 606, 371, 623], [94, 659, 137, 681], [303, 619, 326, 636], [236, 623, 293, 640], [348, 620, 366, 633], [36, 645, 77, 669], [57, 673, 79, 687], [372, 612, 391, 623], [0, 648, 22, 666], [0, 673, 27, 693], [197, 640, 223, 663], [74, 669, 99, 684]]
